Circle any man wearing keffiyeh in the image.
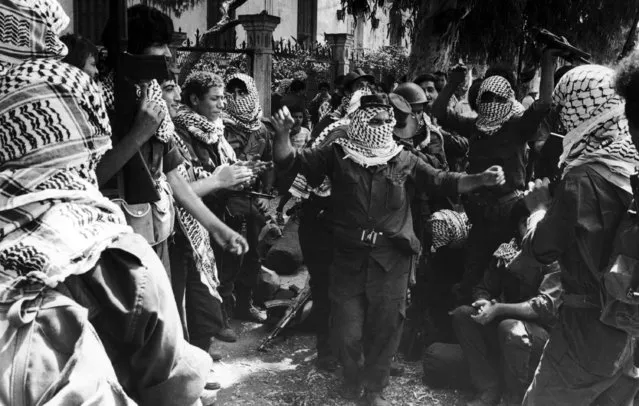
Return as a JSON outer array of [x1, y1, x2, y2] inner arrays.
[[432, 49, 560, 304], [521, 65, 639, 405], [0, 1, 215, 404], [273, 94, 506, 406]]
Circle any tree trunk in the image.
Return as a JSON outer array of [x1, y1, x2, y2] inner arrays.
[[408, 0, 476, 78]]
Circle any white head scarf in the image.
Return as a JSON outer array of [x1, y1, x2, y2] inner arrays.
[[475, 75, 525, 135]]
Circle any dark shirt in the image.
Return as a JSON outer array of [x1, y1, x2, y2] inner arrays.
[[472, 251, 561, 328], [522, 164, 632, 374], [140, 137, 185, 179], [282, 144, 462, 270], [438, 101, 550, 197]]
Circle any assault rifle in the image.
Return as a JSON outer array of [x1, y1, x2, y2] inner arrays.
[[257, 283, 311, 352]]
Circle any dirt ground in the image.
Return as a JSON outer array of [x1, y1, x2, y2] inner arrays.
[[208, 318, 469, 406], [202, 197, 470, 405]]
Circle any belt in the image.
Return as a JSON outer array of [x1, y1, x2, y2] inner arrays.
[[563, 293, 600, 309], [335, 226, 394, 247]]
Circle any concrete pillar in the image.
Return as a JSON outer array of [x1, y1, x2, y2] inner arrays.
[[325, 33, 354, 82], [239, 11, 280, 117]]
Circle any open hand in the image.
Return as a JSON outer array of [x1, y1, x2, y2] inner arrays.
[[524, 178, 551, 212], [481, 165, 506, 187], [213, 164, 255, 191], [271, 106, 296, 135]]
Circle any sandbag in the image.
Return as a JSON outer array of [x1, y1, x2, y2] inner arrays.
[[265, 214, 303, 275], [422, 343, 472, 390]]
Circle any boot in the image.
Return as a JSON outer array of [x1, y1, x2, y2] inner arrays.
[[338, 382, 363, 400], [234, 289, 267, 323], [466, 387, 501, 406], [216, 301, 238, 341]]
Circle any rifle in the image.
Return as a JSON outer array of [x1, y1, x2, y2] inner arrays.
[[102, 0, 172, 204], [257, 283, 311, 352]]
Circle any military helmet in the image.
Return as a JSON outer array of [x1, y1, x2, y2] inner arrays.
[[393, 82, 427, 105]]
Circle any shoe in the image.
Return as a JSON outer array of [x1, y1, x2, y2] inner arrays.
[[214, 327, 238, 343], [315, 355, 339, 372], [208, 350, 223, 362], [235, 302, 267, 323], [205, 381, 221, 390], [200, 389, 217, 406], [364, 390, 390, 406], [466, 388, 501, 406], [338, 382, 363, 400]]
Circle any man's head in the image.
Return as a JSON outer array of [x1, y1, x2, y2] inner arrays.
[[226, 78, 249, 98], [181, 71, 226, 121], [433, 71, 447, 92], [484, 64, 517, 94], [281, 99, 304, 131], [60, 34, 98, 80], [102, 4, 173, 66], [318, 81, 330, 96], [289, 79, 306, 96], [160, 78, 182, 118], [343, 71, 374, 95], [616, 52, 639, 149], [414, 74, 439, 109]]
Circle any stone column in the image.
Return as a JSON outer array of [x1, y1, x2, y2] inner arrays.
[[325, 33, 354, 82], [239, 11, 280, 117]]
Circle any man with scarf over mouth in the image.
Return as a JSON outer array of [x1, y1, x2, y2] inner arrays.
[[432, 49, 561, 304], [0, 1, 214, 404], [272, 95, 506, 406], [520, 65, 639, 406]]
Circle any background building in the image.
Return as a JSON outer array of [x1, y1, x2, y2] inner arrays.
[[59, 0, 410, 51]]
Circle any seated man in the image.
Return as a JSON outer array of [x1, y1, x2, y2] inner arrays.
[[450, 219, 562, 406]]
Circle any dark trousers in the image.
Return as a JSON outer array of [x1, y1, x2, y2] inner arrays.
[[298, 207, 333, 357], [63, 233, 211, 406], [330, 249, 410, 392], [459, 196, 520, 299], [451, 305, 549, 401], [214, 197, 265, 307], [523, 308, 639, 406], [170, 234, 225, 349]]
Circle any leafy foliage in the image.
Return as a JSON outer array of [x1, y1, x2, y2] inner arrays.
[[353, 46, 410, 81], [139, 0, 204, 17], [342, 0, 639, 70], [272, 50, 331, 91]]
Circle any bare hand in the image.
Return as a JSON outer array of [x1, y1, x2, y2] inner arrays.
[[471, 301, 500, 325], [131, 83, 165, 144], [213, 164, 254, 191], [271, 106, 296, 136], [211, 227, 249, 256], [481, 165, 506, 187], [449, 64, 468, 85], [524, 178, 551, 212]]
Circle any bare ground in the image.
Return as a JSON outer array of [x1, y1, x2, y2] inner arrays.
[[208, 320, 469, 406], [202, 197, 470, 405]]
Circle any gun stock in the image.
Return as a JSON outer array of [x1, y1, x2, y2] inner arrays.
[[257, 284, 311, 352]]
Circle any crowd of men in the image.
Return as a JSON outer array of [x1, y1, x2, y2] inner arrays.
[[1, 1, 639, 406]]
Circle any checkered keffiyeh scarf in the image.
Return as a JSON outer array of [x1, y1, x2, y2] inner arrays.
[[476, 76, 525, 135], [493, 238, 521, 266], [0, 0, 68, 75], [224, 73, 263, 132], [553, 65, 639, 193], [335, 105, 403, 167], [0, 57, 132, 286], [100, 72, 174, 143], [173, 159, 221, 302], [173, 104, 236, 165], [428, 210, 471, 251]]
